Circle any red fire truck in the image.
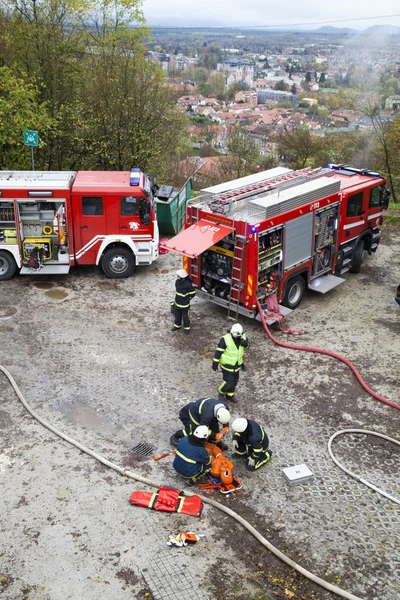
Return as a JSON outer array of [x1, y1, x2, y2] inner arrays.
[[0, 169, 159, 280], [161, 164, 390, 320]]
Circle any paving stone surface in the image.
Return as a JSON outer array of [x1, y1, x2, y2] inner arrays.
[[0, 224, 399, 599]]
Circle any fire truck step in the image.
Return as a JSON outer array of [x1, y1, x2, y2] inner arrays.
[[20, 265, 70, 275], [255, 304, 292, 324], [309, 274, 345, 294], [340, 267, 350, 274], [342, 258, 352, 266]]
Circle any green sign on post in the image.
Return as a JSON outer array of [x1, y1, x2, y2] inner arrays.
[[23, 130, 39, 146], [23, 130, 38, 170]]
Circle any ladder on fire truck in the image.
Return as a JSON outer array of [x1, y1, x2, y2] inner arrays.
[[206, 167, 334, 216], [187, 204, 201, 288], [227, 215, 248, 322]]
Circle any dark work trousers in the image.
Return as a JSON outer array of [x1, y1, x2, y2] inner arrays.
[[233, 437, 271, 470], [218, 369, 240, 399], [174, 307, 190, 331], [174, 405, 193, 439]]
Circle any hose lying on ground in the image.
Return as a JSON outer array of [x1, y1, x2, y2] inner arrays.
[[256, 299, 400, 411], [328, 429, 400, 506], [1, 364, 364, 600]]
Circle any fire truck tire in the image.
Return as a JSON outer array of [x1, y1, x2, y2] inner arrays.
[[101, 247, 135, 279], [349, 241, 364, 273], [0, 251, 17, 280], [283, 275, 305, 310]]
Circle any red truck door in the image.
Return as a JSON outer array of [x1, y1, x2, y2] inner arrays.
[[74, 195, 107, 264], [340, 189, 368, 246]]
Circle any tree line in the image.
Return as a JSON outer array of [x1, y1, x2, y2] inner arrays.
[[0, 0, 186, 180]]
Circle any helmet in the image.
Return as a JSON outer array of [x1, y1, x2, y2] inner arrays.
[[230, 323, 243, 337], [193, 425, 210, 439], [176, 268, 188, 279], [231, 418, 248, 433], [215, 406, 230, 425]]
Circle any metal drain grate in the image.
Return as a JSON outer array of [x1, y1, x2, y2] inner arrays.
[[130, 442, 155, 457]]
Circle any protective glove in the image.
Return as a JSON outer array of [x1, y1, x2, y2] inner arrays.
[[241, 363, 246, 372], [231, 439, 239, 452], [222, 426, 229, 435], [212, 362, 219, 372], [247, 457, 255, 468]]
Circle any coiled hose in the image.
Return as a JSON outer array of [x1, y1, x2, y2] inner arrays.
[[1, 363, 363, 600], [256, 299, 399, 411]]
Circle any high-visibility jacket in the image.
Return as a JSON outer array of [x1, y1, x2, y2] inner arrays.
[[174, 277, 196, 309], [173, 436, 211, 478], [214, 332, 248, 372], [233, 419, 269, 459]]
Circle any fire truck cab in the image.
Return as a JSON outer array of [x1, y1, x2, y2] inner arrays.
[[0, 169, 159, 280], [161, 164, 389, 321]]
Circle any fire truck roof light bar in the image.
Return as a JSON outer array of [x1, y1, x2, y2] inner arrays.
[[327, 164, 381, 178], [28, 191, 53, 197], [130, 168, 141, 186]]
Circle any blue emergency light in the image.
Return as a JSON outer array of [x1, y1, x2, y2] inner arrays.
[[251, 224, 260, 233], [130, 168, 141, 186]]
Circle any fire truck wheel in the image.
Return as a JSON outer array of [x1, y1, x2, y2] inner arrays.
[[349, 241, 365, 273], [0, 251, 17, 280], [283, 275, 305, 310], [101, 247, 135, 279]]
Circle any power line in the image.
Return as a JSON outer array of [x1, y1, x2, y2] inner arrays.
[[146, 13, 400, 30]]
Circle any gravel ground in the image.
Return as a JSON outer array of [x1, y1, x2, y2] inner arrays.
[[0, 218, 399, 600]]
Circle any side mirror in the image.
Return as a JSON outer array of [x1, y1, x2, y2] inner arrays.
[[382, 188, 390, 210]]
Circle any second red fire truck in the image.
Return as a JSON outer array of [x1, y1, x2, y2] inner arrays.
[[161, 164, 390, 319], [0, 169, 159, 280]]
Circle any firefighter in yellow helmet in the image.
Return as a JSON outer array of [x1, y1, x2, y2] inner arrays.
[[212, 323, 248, 403]]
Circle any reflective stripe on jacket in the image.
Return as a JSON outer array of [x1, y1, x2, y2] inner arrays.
[[174, 277, 196, 309]]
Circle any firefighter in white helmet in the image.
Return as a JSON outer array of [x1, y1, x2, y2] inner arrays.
[[231, 418, 272, 471], [172, 425, 212, 485], [170, 268, 196, 334], [212, 323, 249, 403], [170, 397, 230, 450]]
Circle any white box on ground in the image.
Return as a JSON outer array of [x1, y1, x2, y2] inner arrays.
[[282, 463, 313, 486]]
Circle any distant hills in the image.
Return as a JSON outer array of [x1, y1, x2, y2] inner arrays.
[[314, 24, 400, 35], [146, 19, 400, 35]]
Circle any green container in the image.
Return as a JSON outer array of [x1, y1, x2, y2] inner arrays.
[[156, 177, 193, 235]]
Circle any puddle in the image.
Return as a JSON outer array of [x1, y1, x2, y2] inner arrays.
[[34, 282, 54, 290], [0, 306, 18, 320], [150, 268, 159, 273], [45, 289, 69, 300], [161, 269, 169, 274]]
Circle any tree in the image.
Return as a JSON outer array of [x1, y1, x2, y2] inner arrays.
[[194, 67, 209, 83], [273, 80, 289, 92], [290, 83, 297, 95], [220, 130, 260, 179], [306, 71, 312, 84], [207, 72, 226, 98], [277, 126, 318, 170], [227, 81, 250, 101], [319, 72, 326, 84], [354, 92, 398, 202], [0, 66, 55, 169]]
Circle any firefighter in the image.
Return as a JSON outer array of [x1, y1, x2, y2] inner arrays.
[[231, 418, 272, 471], [171, 268, 196, 334], [173, 425, 212, 484], [170, 397, 230, 448], [212, 323, 249, 403]]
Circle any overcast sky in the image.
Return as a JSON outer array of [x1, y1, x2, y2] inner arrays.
[[142, 0, 400, 30]]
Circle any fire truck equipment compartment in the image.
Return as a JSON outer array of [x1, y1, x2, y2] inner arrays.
[[22, 237, 52, 261], [161, 219, 233, 258]]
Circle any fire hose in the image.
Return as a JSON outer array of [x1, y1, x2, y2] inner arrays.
[[256, 298, 400, 411], [0, 363, 369, 600]]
